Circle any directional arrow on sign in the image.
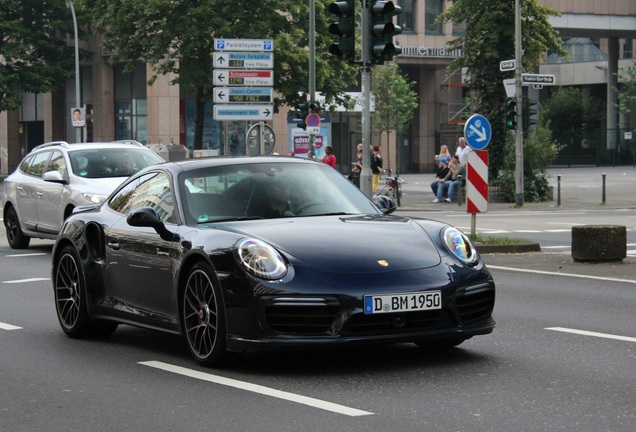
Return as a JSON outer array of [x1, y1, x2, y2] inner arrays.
[[469, 124, 488, 142]]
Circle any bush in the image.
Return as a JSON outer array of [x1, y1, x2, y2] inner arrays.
[[492, 123, 561, 203]]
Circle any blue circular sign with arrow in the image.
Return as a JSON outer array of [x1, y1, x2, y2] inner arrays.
[[463, 114, 492, 150]]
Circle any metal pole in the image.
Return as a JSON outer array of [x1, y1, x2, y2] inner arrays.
[[557, 174, 561, 206], [68, 1, 81, 143], [308, 0, 316, 159], [514, 0, 523, 207], [360, 0, 372, 197], [602, 173, 606, 204]]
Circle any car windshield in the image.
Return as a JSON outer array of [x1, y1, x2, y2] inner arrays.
[[69, 148, 164, 179], [180, 161, 380, 224]]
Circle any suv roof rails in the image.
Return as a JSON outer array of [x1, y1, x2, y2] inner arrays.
[[111, 140, 145, 148], [32, 141, 71, 151]]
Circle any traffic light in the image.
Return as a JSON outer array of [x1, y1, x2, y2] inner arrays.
[[369, 0, 402, 65], [522, 96, 538, 131], [505, 97, 517, 130], [328, 1, 356, 61], [294, 102, 309, 130]]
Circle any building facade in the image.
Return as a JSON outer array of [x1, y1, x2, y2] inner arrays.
[[1, 0, 635, 176]]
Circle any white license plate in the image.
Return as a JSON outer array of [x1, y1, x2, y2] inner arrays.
[[364, 291, 441, 314]]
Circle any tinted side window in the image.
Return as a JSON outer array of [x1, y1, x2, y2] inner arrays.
[[109, 172, 174, 223], [25, 151, 51, 177]]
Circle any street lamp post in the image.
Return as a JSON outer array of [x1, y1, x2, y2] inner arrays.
[[67, 1, 81, 143]]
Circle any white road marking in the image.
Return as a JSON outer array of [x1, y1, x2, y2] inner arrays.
[[2, 278, 50, 284], [487, 265, 636, 284], [0, 321, 22, 330], [546, 327, 636, 343], [6, 253, 47, 257], [544, 229, 572, 232], [139, 361, 374, 417]]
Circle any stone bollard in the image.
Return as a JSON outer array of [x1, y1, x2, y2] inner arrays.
[[571, 225, 627, 262]]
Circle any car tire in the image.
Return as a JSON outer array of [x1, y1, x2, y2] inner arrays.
[[4, 206, 30, 249], [54, 245, 118, 338], [182, 261, 228, 367]]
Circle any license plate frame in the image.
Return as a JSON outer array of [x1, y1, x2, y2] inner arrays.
[[364, 291, 442, 315]]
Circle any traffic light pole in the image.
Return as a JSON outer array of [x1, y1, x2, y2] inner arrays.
[[308, 0, 317, 159], [360, 0, 372, 197], [514, 0, 524, 207]]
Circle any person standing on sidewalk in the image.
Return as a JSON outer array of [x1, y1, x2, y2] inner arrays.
[[371, 145, 383, 194], [455, 137, 472, 166], [322, 146, 336, 169]]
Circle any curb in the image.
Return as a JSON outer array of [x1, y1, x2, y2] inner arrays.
[[475, 243, 542, 254]]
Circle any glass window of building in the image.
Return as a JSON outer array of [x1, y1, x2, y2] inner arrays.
[[425, 0, 444, 35], [399, 0, 415, 33], [114, 63, 148, 144]]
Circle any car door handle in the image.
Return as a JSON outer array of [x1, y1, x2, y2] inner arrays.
[[37, 192, 44, 197], [107, 241, 120, 250]]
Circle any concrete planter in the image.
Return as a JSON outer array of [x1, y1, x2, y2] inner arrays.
[[571, 225, 626, 262]]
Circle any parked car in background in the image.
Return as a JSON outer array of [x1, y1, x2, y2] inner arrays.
[[2, 140, 165, 248], [51, 156, 496, 367]]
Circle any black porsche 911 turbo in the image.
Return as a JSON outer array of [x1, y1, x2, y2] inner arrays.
[[52, 156, 495, 366]]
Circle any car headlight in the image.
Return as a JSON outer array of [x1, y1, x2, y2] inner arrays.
[[441, 227, 478, 265], [236, 239, 288, 280], [82, 193, 107, 204]]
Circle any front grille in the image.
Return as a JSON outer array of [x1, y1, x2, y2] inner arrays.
[[455, 283, 495, 323], [341, 309, 455, 336], [264, 297, 340, 335]]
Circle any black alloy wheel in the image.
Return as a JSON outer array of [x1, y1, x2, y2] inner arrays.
[[5, 206, 30, 249], [182, 262, 228, 366], [54, 245, 117, 338]]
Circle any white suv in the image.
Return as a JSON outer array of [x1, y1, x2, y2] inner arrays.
[[2, 140, 165, 248]]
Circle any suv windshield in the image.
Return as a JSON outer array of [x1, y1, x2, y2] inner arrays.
[[69, 148, 164, 178]]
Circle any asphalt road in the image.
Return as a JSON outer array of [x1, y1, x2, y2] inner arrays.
[[2, 166, 636, 431]]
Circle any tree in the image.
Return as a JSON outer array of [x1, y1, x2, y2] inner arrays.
[[439, 0, 566, 178], [0, 0, 89, 112], [616, 60, 636, 120], [80, 0, 359, 149], [371, 63, 418, 172], [540, 87, 603, 151]]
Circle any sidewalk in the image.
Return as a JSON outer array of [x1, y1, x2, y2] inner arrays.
[[392, 166, 636, 212]]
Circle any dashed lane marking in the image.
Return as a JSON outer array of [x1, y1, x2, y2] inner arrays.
[[546, 327, 636, 344], [0, 321, 22, 330], [2, 278, 50, 284], [139, 361, 374, 417]]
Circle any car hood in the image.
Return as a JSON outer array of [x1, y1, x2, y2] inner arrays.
[[73, 176, 128, 194], [217, 215, 442, 273]]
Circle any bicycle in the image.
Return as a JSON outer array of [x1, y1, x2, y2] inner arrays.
[[375, 169, 404, 200]]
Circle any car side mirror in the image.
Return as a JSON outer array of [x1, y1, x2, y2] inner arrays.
[[42, 170, 67, 184], [373, 195, 397, 214], [127, 207, 176, 241]]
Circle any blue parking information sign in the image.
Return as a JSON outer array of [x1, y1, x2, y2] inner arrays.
[[464, 114, 492, 150]]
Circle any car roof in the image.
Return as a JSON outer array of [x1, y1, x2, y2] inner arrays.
[[165, 155, 320, 172], [31, 140, 149, 152]]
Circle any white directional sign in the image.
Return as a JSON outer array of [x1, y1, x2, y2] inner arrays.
[[213, 87, 273, 104], [213, 52, 274, 69], [213, 70, 274, 86], [499, 60, 516, 72], [213, 104, 273, 121], [522, 73, 556, 85], [214, 39, 274, 52]]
